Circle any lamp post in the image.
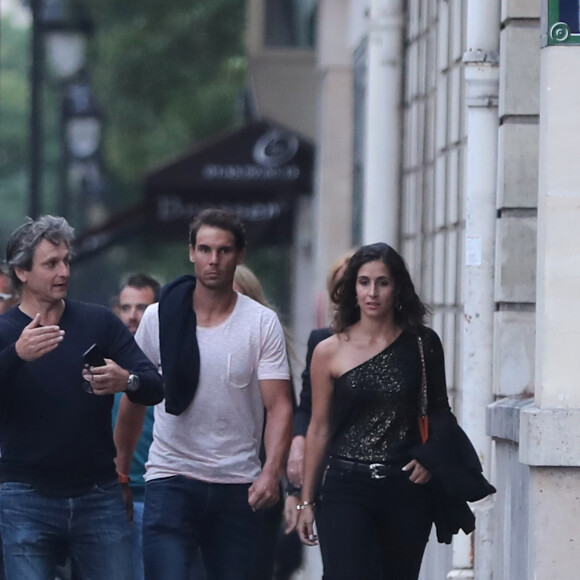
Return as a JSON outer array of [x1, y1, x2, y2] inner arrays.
[[63, 82, 102, 160], [28, 0, 93, 218], [29, 0, 43, 219], [61, 80, 103, 224]]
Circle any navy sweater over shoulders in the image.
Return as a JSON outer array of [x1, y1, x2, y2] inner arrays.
[[0, 300, 163, 495]]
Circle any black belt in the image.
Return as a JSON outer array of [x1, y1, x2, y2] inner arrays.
[[327, 457, 405, 480]]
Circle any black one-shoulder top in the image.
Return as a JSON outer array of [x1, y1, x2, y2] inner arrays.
[[328, 327, 450, 463]]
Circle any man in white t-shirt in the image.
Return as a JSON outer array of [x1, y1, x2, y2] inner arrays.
[[115, 209, 293, 580]]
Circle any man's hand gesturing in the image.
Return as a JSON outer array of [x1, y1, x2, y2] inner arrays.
[[15, 314, 65, 361]]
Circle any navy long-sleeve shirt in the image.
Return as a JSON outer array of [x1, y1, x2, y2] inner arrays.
[[0, 300, 163, 495]]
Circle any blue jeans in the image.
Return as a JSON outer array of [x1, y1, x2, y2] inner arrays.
[[0, 479, 133, 580], [0, 525, 5, 580], [131, 500, 145, 580], [143, 476, 257, 580]]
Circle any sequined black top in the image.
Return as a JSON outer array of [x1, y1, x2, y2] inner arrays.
[[329, 327, 450, 463]]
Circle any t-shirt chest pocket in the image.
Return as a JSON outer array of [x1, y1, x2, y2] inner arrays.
[[227, 351, 254, 389]]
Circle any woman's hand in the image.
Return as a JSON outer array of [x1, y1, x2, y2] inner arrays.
[[284, 495, 300, 533], [297, 505, 318, 546], [403, 459, 432, 484]]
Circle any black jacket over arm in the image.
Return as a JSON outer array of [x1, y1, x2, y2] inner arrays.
[[410, 409, 496, 544]]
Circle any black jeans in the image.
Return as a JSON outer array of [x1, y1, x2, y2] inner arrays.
[[316, 462, 433, 580]]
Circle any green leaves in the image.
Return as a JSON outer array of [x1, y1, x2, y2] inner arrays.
[[0, 0, 251, 303], [91, 0, 248, 183], [0, 15, 29, 248]]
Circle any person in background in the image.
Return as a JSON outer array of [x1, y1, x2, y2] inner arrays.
[[0, 215, 163, 580], [233, 265, 302, 580], [0, 264, 18, 315], [117, 274, 160, 336], [297, 243, 451, 580], [115, 208, 293, 580], [112, 273, 161, 580], [284, 250, 355, 531]]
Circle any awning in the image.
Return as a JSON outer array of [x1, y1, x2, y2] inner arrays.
[[74, 120, 313, 260], [144, 119, 314, 244]]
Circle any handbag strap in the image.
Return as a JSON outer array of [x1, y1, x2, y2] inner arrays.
[[417, 335, 428, 418]]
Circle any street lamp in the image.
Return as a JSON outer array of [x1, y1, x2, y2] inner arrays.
[[28, 0, 94, 218], [63, 82, 102, 159], [43, 0, 93, 80], [61, 81, 104, 223]]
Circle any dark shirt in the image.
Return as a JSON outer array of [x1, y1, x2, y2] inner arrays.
[[293, 327, 332, 437], [329, 327, 450, 463], [0, 300, 163, 495]]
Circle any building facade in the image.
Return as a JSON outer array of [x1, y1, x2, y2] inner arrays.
[[248, 0, 580, 578]]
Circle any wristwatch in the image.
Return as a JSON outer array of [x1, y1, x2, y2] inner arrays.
[[125, 373, 140, 392]]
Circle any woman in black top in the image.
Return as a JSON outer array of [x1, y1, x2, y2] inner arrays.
[[297, 243, 450, 580]]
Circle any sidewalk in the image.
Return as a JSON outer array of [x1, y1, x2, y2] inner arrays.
[[291, 545, 323, 580]]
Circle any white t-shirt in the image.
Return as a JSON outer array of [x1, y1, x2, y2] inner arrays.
[[135, 293, 290, 484]]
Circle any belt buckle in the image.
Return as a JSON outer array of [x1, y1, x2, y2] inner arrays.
[[369, 463, 387, 480]]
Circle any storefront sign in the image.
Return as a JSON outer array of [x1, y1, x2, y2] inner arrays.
[[144, 121, 313, 245], [546, 0, 580, 45]]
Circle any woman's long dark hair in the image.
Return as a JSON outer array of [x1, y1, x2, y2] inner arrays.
[[331, 243, 429, 333]]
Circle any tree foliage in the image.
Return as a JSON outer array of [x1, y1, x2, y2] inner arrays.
[[0, 15, 30, 250], [89, 0, 248, 191], [0, 1, 282, 312], [1, 0, 248, 229]]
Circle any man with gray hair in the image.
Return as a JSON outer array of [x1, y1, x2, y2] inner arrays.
[[0, 216, 163, 580]]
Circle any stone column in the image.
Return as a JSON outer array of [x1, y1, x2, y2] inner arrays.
[[313, 0, 353, 324], [361, 0, 404, 246], [520, 44, 580, 579]]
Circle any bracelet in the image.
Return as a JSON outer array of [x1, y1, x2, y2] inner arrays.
[[118, 473, 131, 485], [296, 500, 315, 511]]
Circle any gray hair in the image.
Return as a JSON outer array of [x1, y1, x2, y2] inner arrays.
[[6, 216, 75, 292]]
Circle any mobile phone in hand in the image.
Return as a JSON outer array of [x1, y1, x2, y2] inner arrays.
[[82, 343, 106, 367]]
